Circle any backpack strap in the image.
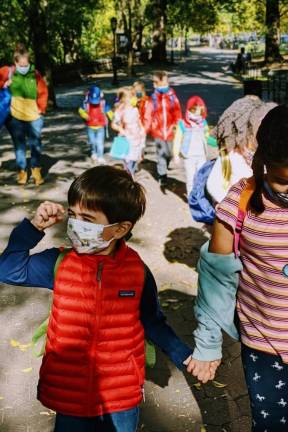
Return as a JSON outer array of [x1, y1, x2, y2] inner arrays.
[[234, 177, 255, 257], [32, 248, 71, 357]]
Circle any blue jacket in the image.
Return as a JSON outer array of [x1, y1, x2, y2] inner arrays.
[[0, 219, 192, 369], [193, 241, 242, 361]]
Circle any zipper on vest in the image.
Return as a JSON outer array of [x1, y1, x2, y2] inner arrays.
[[97, 262, 103, 285], [88, 261, 104, 414]]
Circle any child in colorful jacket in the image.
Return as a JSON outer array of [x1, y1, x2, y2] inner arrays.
[[147, 71, 182, 186], [79, 85, 112, 165], [0, 43, 48, 185], [173, 96, 209, 196], [111, 87, 146, 176], [0, 165, 194, 432]]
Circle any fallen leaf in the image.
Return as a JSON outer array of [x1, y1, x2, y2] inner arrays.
[[212, 380, 227, 388], [10, 339, 20, 347], [22, 367, 32, 373]]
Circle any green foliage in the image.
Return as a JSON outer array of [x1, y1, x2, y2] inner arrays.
[[1, 0, 288, 68]]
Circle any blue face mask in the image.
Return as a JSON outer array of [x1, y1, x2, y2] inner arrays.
[[16, 65, 30, 75], [136, 91, 143, 98], [156, 86, 169, 94]]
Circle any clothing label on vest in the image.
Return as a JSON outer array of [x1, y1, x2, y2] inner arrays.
[[118, 290, 136, 297]]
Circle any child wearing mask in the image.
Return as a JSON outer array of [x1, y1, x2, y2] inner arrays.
[[111, 87, 145, 176], [0, 43, 48, 185], [173, 96, 209, 196], [147, 71, 182, 186], [0, 165, 194, 432], [132, 81, 151, 134], [190, 105, 288, 432], [79, 85, 112, 165]]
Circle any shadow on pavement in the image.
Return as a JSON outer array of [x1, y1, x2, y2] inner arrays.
[[140, 289, 250, 432], [141, 159, 188, 203], [163, 227, 207, 269]]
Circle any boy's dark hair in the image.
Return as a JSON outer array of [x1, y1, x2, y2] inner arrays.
[[14, 43, 29, 63], [68, 166, 146, 224], [250, 104, 288, 213], [153, 70, 168, 81]]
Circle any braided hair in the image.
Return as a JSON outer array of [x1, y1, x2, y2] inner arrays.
[[250, 105, 288, 213]]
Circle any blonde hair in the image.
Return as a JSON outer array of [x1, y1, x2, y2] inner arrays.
[[219, 147, 232, 190], [14, 43, 29, 63], [133, 81, 146, 92], [117, 86, 132, 103]]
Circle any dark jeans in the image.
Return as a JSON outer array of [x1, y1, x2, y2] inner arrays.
[[154, 139, 173, 176], [6, 115, 43, 170], [242, 344, 288, 431], [54, 406, 139, 432]]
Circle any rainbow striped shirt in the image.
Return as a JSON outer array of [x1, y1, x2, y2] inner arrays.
[[217, 179, 288, 362]]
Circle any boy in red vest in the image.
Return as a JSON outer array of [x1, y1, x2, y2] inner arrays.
[[79, 85, 112, 165], [147, 71, 182, 187], [0, 166, 193, 432]]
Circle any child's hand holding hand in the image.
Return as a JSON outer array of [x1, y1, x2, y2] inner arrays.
[[186, 357, 221, 384], [31, 201, 65, 231]]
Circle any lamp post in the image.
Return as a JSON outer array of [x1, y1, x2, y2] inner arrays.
[[110, 17, 118, 85]]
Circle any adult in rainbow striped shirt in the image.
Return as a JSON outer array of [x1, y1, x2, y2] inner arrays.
[[187, 105, 288, 431], [0, 43, 48, 185]]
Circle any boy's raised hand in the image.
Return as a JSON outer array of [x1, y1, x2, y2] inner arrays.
[[186, 357, 221, 384], [31, 201, 65, 231]]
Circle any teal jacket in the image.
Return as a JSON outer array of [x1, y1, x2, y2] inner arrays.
[[192, 241, 243, 361]]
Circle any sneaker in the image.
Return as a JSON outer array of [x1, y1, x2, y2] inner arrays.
[[97, 157, 106, 165], [91, 154, 98, 165], [17, 170, 28, 185], [31, 167, 44, 186], [158, 174, 168, 186]]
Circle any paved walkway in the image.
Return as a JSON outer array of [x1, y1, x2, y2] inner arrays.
[[0, 48, 250, 431]]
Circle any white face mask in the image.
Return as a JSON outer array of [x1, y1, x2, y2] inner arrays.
[[67, 218, 116, 254], [16, 64, 30, 75]]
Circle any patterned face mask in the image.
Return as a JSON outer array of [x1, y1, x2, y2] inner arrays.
[[264, 181, 288, 208], [67, 218, 117, 254]]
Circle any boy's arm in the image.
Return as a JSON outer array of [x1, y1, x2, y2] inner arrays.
[[172, 93, 183, 124], [0, 218, 59, 289], [140, 265, 192, 370]]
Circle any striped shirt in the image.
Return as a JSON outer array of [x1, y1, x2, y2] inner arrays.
[[217, 179, 288, 362]]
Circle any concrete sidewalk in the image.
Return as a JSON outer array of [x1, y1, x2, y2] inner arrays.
[[0, 48, 250, 431]]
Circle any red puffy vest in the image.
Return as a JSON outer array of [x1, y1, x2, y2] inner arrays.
[[37, 241, 145, 417], [86, 102, 107, 127]]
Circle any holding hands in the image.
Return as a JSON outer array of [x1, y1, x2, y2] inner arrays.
[[185, 357, 221, 384], [31, 201, 65, 231]]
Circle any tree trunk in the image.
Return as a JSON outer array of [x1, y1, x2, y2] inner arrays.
[[265, 0, 282, 64], [151, 0, 167, 62], [136, 24, 143, 52], [28, 0, 56, 108]]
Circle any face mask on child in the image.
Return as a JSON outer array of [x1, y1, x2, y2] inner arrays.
[[67, 218, 116, 254], [16, 65, 30, 75], [136, 91, 143, 98], [264, 181, 288, 208], [188, 110, 203, 125], [156, 86, 169, 94]]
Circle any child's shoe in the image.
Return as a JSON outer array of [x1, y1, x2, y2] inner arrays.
[[31, 167, 44, 186], [17, 170, 28, 185], [91, 154, 98, 165], [97, 157, 106, 165]]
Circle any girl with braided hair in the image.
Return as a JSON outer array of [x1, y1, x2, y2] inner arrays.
[[189, 105, 288, 431]]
